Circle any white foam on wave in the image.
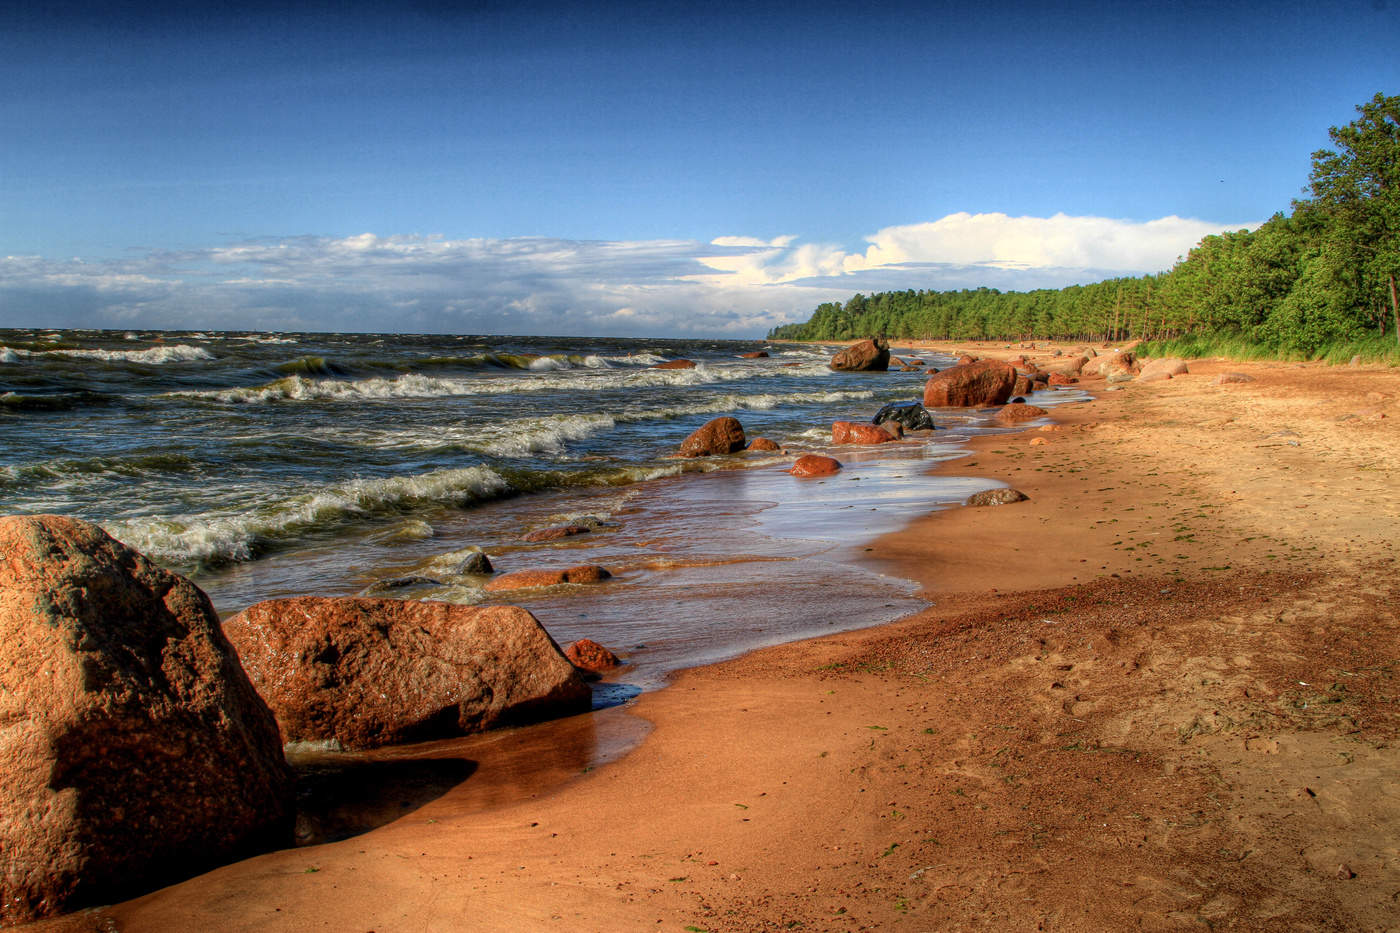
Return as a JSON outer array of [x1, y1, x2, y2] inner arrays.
[[105, 465, 512, 566], [2, 344, 216, 364]]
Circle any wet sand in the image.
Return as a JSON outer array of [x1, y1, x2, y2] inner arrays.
[[42, 343, 1400, 931]]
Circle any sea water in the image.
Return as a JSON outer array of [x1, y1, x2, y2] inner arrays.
[[1, 328, 1083, 689]]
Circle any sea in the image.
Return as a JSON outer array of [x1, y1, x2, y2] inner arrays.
[[0, 328, 1083, 694]]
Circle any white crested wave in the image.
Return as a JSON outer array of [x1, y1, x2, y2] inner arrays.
[[105, 465, 512, 566], [1, 344, 215, 364]]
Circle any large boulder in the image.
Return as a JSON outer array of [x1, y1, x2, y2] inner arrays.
[[832, 420, 900, 444], [0, 515, 293, 925], [679, 416, 746, 457], [829, 338, 890, 372], [922, 360, 1018, 407], [223, 599, 590, 751]]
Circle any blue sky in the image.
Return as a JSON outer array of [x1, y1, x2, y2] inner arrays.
[[2, 0, 1397, 337]]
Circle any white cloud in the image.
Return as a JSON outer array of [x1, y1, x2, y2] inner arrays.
[[0, 213, 1252, 337]]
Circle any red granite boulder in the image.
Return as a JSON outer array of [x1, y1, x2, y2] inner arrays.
[[923, 359, 1018, 407], [0, 515, 293, 925], [484, 565, 613, 592], [832, 420, 901, 444], [739, 350, 769, 359], [222, 599, 590, 750], [747, 436, 781, 452], [829, 338, 890, 372], [651, 359, 697, 369], [566, 639, 621, 673], [678, 416, 746, 457], [1047, 372, 1078, 386], [1137, 357, 1189, 381], [788, 454, 842, 477]]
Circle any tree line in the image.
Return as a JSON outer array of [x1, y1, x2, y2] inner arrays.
[[768, 93, 1399, 355]]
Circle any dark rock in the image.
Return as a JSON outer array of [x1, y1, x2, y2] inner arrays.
[[0, 515, 293, 925], [871, 401, 936, 431], [361, 575, 444, 594], [739, 350, 769, 359], [454, 549, 494, 574]]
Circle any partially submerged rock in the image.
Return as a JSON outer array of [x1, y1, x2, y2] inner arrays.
[[222, 598, 590, 750], [872, 400, 936, 431], [739, 350, 769, 359], [829, 338, 891, 372], [747, 437, 782, 452], [923, 360, 1018, 407], [484, 565, 613, 592], [523, 524, 592, 542], [679, 416, 747, 457], [788, 454, 842, 477], [966, 488, 1030, 507], [833, 420, 901, 444], [0, 515, 293, 925], [651, 359, 697, 370]]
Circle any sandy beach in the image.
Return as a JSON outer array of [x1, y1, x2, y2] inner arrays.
[[42, 344, 1400, 932]]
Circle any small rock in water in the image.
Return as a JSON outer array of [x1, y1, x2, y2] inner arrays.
[[523, 524, 592, 542], [566, 638, 622, 674], [361, 575, 443, 594]]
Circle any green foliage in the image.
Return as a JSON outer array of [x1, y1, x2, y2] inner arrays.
[[769, 93, 1400, 358]]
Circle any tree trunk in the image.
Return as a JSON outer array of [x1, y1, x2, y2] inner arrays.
[[1390, 274, 1399, 348]]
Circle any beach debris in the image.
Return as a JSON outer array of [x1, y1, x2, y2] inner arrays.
[[678, 416, 747, 457], [995, 403, 1050, 424], [829, 337, 891, 372], [222, 598, 590, 750], [523, 524, 592, 542], [965, 488, 1030, 507], [747, 436, 782, 452], [923, 359, 1017, 407], [566, 638, 622, 674], [788, 454, 843, 477], [484, 565, 613, 592], [0, 515, 293, 926], [832, 420, 902, 444], [651, 358, 697, 369], [872, 400, 936, 431]]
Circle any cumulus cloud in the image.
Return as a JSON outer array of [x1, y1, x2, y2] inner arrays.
[[0, 214, 1251, 337]]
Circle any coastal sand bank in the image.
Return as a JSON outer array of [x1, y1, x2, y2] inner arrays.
[[40, 345, 1400, 931]]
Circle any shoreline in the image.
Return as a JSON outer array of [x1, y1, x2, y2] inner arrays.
[[37, 344, 1400, 930]]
